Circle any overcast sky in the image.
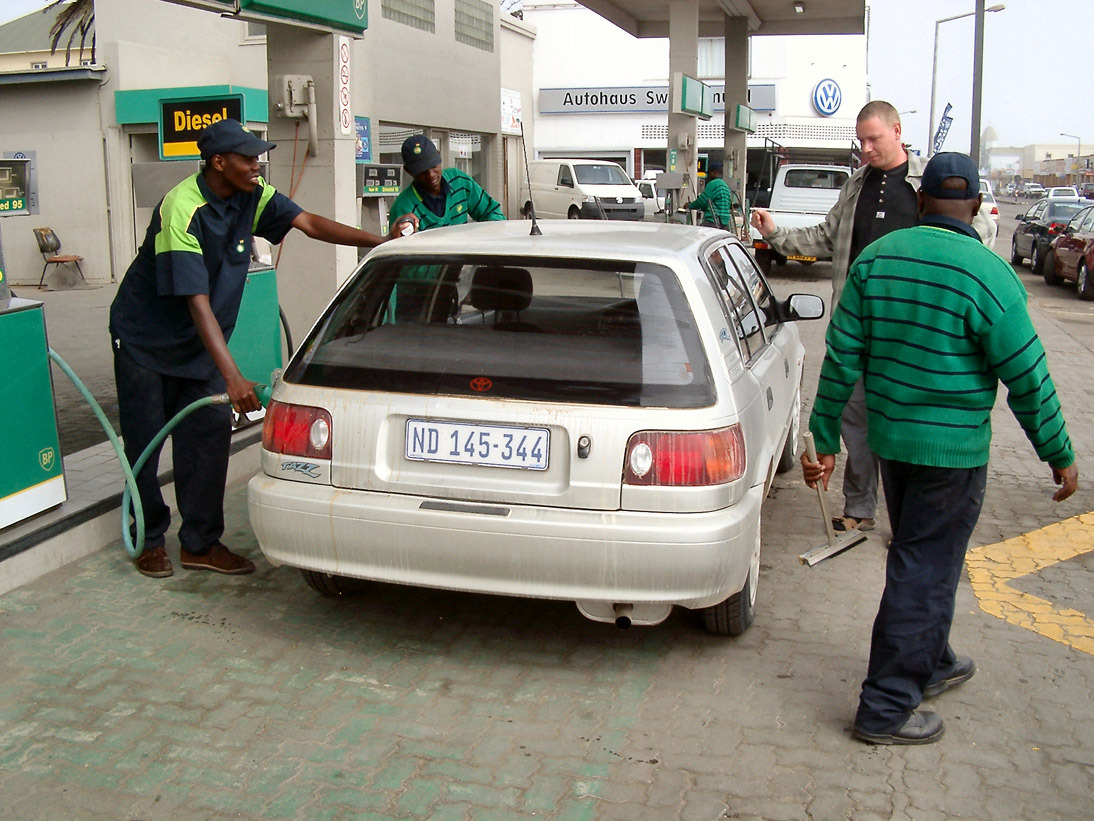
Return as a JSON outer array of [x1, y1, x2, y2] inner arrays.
[[3, 0, 1089, 152]]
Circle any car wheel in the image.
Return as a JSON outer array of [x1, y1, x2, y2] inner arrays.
[[1079, 261, 1094, 301], [1010, 236, 1022, 266], [773, 252, 788, 268], [754, 248, 772, 275], [776, 390, 801, 474], [702, 523, 759, 635], [1043, 249, 1061, 286], [567, 206, 581, 220], [300, 568, 368, 598], [1031, 242, 1045, 275]]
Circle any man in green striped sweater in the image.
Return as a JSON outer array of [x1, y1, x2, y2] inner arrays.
[[804, 152, 1079, 745]]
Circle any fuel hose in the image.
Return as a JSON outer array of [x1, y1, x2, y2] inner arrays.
[[47, 348, 270, 559]]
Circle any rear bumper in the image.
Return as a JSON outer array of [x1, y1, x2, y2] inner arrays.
[[248, 474, 763, 614]]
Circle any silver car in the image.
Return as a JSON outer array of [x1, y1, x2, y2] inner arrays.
[[248, 221, 823, 634]]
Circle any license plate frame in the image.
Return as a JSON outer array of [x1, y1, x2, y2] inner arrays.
[[786, 254, 817, 263], [405, 419, 550, 471]]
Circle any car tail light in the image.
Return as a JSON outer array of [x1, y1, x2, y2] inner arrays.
[[990, 205, 999, 216], [1048, 221, 1068, 234], [753, 239, 769, 250], [624, 425, 746, 486], [263, 400, 333, 460]]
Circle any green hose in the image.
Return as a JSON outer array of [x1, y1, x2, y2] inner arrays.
[[47, 348, 266, 559]]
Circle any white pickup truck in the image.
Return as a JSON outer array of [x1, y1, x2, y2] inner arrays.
[[750, 164, 850, 275]]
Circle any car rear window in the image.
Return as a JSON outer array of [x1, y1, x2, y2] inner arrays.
[[782, 169, 848, 190], [1047, 202, 1085, 219], [284, 254, 715, 408]]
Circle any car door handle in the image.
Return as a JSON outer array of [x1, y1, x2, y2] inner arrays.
[[766, 386, 774, 410]]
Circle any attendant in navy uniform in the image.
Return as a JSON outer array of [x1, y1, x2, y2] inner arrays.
[[111, 118, 413, 578]]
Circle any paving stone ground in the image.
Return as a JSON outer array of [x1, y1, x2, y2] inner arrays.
[[2, 234, 1092, 818]]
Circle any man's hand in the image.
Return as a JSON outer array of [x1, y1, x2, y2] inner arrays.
[[801, 451, 835, 490], [226, 375, 261, 415], [1052, 462, 1079, 502], [388, 213, 419, 240], [750, 207, 776, 236]]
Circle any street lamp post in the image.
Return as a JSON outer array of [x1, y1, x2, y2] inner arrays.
[[1060, 132, 1081, 185], [928, 3, 1005, 157]]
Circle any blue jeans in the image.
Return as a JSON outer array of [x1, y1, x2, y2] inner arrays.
[[854, 458, 987, 734], [112, 345, 231, 554]]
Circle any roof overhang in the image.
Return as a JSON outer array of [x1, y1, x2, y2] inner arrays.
[[578, 0, 866, 38], [0, 65, 106, 86]]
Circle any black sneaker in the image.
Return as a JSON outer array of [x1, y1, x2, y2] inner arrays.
[[853, 710, 945, 745], [924, 656, 976, 698]]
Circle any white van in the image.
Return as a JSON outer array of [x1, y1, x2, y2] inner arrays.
[[523, 159, 644, 221]]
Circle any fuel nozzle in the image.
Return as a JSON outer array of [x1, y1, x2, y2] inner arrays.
[[255, 383, 273, 407]]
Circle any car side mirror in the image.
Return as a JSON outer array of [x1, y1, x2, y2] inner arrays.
[[776, 293, 825, 324]]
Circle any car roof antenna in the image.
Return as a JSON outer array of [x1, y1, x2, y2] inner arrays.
[[519, 120, 542, 236]]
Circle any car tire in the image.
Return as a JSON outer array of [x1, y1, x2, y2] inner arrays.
[[773, 252, 788, 268], [1079, 261, 1094, 301], [567, 206, 581, 220], [1031, 242, 1045, 275], [1010, 236, 1023, 266], [702, 523, 759, 636], [754, 248, 772, 275], [1043, 249, 1061, 286], [300, 568, 368, 598], [776, 390, 801, 474]]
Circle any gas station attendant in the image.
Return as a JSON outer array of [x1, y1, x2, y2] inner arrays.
[[109, 118, 412, 579]]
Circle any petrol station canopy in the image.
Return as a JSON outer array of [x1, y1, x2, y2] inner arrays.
[[579, 0, 866, 38]]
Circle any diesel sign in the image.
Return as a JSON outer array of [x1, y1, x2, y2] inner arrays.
[[160, 96, 244, 160]]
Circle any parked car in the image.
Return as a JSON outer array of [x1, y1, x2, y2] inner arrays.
[[248, 221, 824, 635], [636, 178, 666, 217], [1044, 203, 1094, 299], [521, 159, 644, 221], [979, 179, 999, 250], [1046, 186, 1079, 200], [1011, 198, 1089, 274], [1078, 182, 1094, 199], [749, 164, 849, 274]]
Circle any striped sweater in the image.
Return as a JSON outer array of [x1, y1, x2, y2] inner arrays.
[[388, 168, 505, 233], [809, 216, 1074, 470]]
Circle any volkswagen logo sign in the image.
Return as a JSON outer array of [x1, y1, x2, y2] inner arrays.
[[812, 79, 842, 117]]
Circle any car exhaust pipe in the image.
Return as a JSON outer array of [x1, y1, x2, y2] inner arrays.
[[613, 603, 633, 629]]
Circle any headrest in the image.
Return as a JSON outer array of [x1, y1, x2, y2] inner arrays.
[[469, 267, 532, 312]]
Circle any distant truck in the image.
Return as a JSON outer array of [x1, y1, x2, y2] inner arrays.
[[749, 164, 850, 275]]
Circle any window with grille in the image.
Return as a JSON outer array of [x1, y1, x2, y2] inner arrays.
[[455, 0, 493, 52], [382, 0, 436, 33]]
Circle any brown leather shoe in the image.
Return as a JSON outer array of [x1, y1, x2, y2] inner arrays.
[[180, 542, 256, 575], [136, 545, 173, 578]]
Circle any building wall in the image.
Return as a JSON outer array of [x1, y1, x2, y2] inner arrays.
[[0, 80, 110, 288], [499, 14, 537, 217]]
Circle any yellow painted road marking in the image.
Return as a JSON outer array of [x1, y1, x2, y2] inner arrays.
[[966, 513, 1094, 656]]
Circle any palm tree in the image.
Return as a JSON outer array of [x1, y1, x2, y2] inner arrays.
[[44, 0, 95, 67]]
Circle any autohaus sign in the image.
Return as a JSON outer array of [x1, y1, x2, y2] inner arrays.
[[539, 84, 776, 115]]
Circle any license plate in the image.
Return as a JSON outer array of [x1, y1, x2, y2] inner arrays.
[[786, 254, 817, 262], [405, 419, 550, 470]]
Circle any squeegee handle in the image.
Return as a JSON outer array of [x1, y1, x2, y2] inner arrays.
[[803, 432, 837, 542]]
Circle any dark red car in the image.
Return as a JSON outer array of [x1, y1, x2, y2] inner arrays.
[[1045, 203, 1094, 299]]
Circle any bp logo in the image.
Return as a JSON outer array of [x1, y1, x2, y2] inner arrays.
[[812, 79, 842, 116], [353, 0, 366, 20], [39, 447, 56, 471]]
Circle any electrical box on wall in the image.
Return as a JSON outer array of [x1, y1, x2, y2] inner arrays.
[[273, 75, 311, 119]]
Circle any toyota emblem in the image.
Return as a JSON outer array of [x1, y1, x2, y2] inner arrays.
[[470, 377, 493, 392]]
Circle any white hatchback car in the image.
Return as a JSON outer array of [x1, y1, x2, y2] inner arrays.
[[248, 221, 823, 634]]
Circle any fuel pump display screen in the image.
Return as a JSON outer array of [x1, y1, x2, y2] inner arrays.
[[0, 159, 30, 215]]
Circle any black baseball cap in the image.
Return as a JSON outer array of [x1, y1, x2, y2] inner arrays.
[[920, 152, 980, 200], [401, 135, 442, 176], [197, 118, 276, 160]]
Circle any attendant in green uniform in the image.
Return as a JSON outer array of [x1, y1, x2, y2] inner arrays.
[[388, 135, 505, 234], [684, 162, 736, 229]]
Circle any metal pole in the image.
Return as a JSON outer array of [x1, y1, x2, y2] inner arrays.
[[929, 19, 941, 156], [970, 0, 986, 167]]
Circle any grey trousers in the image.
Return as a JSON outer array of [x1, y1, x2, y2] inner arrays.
[[841, 379, 880, 520]]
